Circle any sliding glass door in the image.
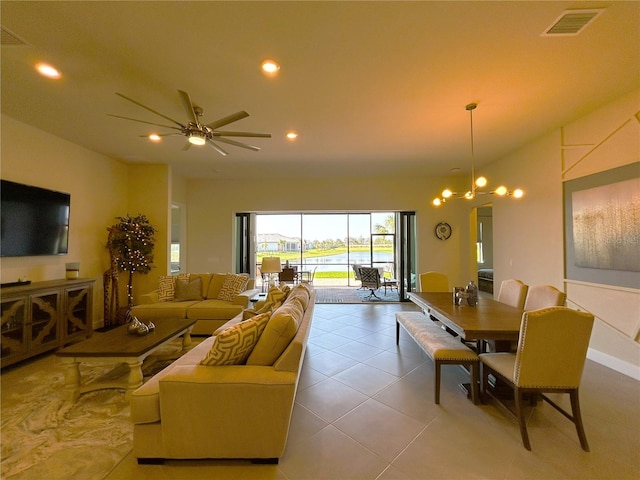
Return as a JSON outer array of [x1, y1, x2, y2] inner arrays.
[[237, 211, 415, 300]]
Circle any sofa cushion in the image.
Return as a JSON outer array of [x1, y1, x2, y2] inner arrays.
[[246, 300, 303, 366], [200, 312, 271, 366], [174, 276, 203, 302], [131, 300, 200, 321], [186, 299, 245, 321], [287, 285, 311, 310], [158, 273, 190, 302], [206, 273, 227, 299], [218, 273, 250, 301]]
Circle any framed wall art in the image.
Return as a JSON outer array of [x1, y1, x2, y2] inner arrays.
[[563, 162, 640, 289]]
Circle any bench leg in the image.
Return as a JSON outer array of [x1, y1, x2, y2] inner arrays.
[[395, 320, 400, 345], [470, 361, 479, 405], [435, 360, 441, 404]]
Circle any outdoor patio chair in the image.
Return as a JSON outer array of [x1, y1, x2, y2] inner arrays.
[[358, 267, 382, 300]]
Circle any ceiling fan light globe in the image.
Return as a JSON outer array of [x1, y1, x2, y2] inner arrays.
[[188, 133, 206, 146]]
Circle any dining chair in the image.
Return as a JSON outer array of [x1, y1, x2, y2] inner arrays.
[[480, 306, 595, 451], [279, 267, 297, 285], [497, 279, 528, 309], [304, 266, 317, 285], [419, 271, 449, 292], [523, 284, 566, 310], [358, 267, 382, 300]]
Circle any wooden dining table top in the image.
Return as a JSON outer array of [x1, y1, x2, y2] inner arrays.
[[408, 291, 523, 342]]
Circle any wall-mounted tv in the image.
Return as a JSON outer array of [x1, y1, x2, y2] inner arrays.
[[1, 180, 70, 257]]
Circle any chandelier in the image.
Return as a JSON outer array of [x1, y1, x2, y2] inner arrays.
[[432, 103, 523, 207]]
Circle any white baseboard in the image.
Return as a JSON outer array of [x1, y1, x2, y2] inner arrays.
[[587, 348, 640, 381]]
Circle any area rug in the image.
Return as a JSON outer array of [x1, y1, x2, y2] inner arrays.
[[0, 337, 198, 480], [315, 287, 361, 303], [356, 287, 400, 303]]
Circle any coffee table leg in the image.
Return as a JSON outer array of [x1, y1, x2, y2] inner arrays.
[[182, 327, 193, 348], [60, 357, 81, 402], [126, 359, 144, 398]]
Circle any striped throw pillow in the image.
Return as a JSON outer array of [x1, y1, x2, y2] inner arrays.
[[217, 273, 250, 301], [158, 273, 189, 302], [200, 312, 271, 366]]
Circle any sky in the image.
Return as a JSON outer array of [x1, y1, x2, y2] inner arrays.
[[256, 213, 393, 241]]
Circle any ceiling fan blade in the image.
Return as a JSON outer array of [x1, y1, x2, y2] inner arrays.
[[214, 131, 272, 138], [107, 114, 182, 131], [206, 139, 228, 156], [206, 111, 249, 130], [115, 92, 185, 128], [137, 133, 181, 138], [178, 90, 199, 124], [213, 137, 260, 151]]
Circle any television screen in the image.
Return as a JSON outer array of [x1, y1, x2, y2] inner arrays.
[[1, 180, 70, 257]]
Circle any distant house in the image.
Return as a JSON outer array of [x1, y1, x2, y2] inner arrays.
[[257, 233, 301, 252]]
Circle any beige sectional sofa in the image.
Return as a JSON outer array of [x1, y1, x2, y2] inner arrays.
[[130, 284, 316, 463], [131, 273, 260, 335]]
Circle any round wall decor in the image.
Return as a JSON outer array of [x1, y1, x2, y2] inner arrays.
[[435, 222, 452, 240]]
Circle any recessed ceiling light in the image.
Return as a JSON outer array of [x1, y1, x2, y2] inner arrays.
[[35, 62, 61, 79], [261, 59, 280, 76], [148, 134, 162, 142], [286, 131, 298, 140]]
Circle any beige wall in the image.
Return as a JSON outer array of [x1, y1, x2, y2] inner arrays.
[[1, 115, 128, 325]]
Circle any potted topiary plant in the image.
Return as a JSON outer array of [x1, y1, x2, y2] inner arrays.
[[105, 214, 157, 324]]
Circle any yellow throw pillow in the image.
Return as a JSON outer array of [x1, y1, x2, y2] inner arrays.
[[174, 277, 203, 302], [218, 273, 250, 301], [200, 312, 271, 366], [158, 273, 189, 302], [265, 286, 287, 305], [206, 273, 227, 299]]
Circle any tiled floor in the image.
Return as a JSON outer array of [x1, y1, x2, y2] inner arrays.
[[107, 302, 640, 479]]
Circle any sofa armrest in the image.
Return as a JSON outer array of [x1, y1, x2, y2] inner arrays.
[[233, 288, 260, 308], [138, 290, 160, 304], [158, 365, 297, 458]]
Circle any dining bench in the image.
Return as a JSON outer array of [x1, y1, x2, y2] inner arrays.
[[395, 311, 479, 404]]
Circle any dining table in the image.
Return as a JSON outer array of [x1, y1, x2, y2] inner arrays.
[[407, 291, 524, 352]]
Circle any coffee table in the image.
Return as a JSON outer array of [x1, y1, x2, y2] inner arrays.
[[56, 318, 196, 401]]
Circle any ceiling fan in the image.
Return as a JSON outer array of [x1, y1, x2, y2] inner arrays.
[[108, 90, 271, 156]]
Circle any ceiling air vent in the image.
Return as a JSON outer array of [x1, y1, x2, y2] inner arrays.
[[1, 26, 30, 46], [541, 9, 605, 37]]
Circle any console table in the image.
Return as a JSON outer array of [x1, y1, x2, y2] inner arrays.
[[1, 278, 95, 368]]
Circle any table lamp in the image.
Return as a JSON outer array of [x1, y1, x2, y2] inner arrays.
[[260, 257, 282, 289]]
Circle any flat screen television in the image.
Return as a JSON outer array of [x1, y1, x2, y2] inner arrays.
[[1, 180, 70, 257]]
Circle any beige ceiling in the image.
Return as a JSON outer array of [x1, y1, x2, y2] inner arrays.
[[2, 1, 639, 180]]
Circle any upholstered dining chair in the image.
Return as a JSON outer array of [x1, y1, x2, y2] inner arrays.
[[358, 267, 382, 300], [480, 306, 595, 451], [419, 271, 449, 292], [523, 284, 566, 310], [497, 279, 528, 309]]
